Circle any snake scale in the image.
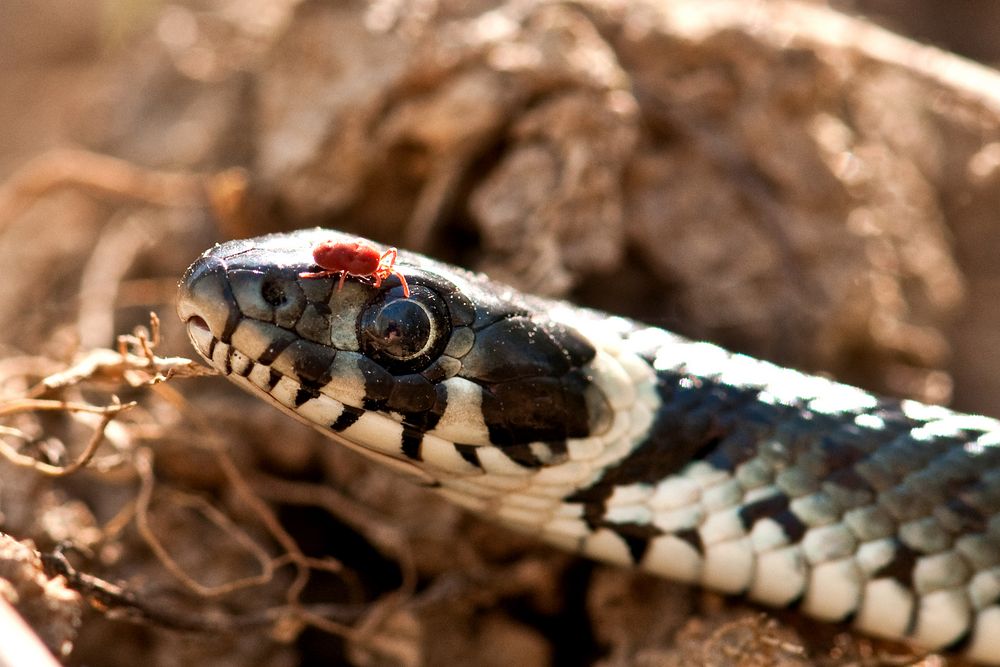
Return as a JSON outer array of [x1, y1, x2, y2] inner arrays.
[[177, 228, 1000, 663]]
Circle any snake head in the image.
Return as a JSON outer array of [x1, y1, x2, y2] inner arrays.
[[177, 228, 616, 487]]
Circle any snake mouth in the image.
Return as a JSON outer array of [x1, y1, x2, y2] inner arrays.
[[185, 316, 214, 359]]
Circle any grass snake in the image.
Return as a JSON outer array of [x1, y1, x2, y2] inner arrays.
[[177, 228, 1000, 663]]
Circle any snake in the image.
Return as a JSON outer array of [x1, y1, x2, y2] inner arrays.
[[177, 228, 1000, 664]]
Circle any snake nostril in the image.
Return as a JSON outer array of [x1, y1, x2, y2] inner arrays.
[[261, 279, 287, 307]]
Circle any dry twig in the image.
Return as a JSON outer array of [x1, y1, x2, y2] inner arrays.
[[0, 148, 205, 228]]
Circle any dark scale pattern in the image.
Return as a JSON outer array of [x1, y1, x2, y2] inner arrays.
[[609, 522, 662, 562], [256, 330, 298, 365], [569, 351, 1000, 574], [873, 537, 920, 587], [738, 493, 791, 529], [294, 385, 319, 407], [287, 339, 338, 386], [219, 273, 242, 344], [941, 495, 989, 534], [236, 359, 254, 378], [567, 374, 773, 512], [458, 317, 598, 448], [569, 372, 793, 557], [481, 375, 593, 445], [266, 368, 281, 391], [387, 374, 437, 413], [454, 443, 482, 468], [769, 510, 808, 543], [500, 443, 545, 468], [674, 527, 704, 554], [400, 383, 448, 433], [222, 346, 233, 376], [462, 317, 581, 382], [401, 426, 423, 461], [947, 629, 976, 656], [330, 405, 364, 432]]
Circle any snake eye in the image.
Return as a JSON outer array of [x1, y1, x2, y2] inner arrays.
[[358, 285, 450, 373]]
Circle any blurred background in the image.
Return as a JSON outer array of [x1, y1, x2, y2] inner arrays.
[[7, 0, 1000, 176]]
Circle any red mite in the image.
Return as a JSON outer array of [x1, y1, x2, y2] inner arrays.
[[299, 239, 410, 297]]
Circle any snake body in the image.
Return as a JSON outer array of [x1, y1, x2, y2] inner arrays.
[[178, 228, 1000, 663]]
